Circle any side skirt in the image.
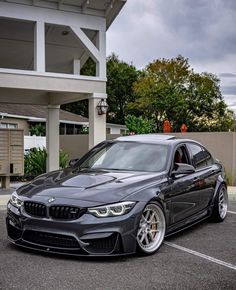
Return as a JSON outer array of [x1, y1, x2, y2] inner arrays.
[[165, 207, 213, 238]]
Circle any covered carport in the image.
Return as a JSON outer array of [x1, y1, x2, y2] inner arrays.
[[0, 0, 126, 172]]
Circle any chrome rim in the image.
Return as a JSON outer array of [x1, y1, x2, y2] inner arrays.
[[137, 204, 165, 253], [218, 186, 228, 219]]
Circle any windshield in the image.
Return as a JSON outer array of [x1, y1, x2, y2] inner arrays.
[[79, 141, 169, 172]]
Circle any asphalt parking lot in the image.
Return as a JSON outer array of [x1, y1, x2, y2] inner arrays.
[[0, 201, 235, 290]]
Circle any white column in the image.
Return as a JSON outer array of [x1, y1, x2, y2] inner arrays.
[[34, 21, 45, 72], [46, 105, 60, 172], [89, 94, 107, 149], [96, 30, 106, 78]]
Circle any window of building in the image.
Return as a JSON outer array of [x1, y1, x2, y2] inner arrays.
[[66, 123, 74, 135], [0, 123, 18, 129], [0, 18, 34, 70]]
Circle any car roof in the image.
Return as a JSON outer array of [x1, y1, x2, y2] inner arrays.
[[116, 134, 176, 144], [115, 134, 205, 148]]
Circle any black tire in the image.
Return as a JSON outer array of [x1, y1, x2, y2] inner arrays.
[[136, 202, 166, 255], [211, 184, 228, 222]]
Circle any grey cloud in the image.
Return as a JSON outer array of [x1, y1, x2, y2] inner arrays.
[[155, 0, 236, 61], [219, 73, 236, 78], [108, 0, 236, 66], [107, 0, 236, 112], [221, 86, 236, 95]]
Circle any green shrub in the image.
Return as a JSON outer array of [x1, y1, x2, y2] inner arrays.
[[24, 147, 69, 177], [29, 123, 46, 136], [125, 115, 155, 134]]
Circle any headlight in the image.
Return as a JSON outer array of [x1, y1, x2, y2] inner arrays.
[[9, 192, 23, 208], [88, 201, 136, 218]]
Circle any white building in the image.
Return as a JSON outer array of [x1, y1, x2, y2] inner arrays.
[[0, 0, 126, 171]]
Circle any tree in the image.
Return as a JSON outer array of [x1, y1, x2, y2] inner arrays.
[[125, 115, 155, 134], [106, 54, 140, 124], [61, 57, 95, 117], [129, 55, 234, 132], [62, 54, 140, 124]]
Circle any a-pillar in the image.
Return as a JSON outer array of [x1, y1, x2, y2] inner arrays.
[[46, 105, 60, 172], [89, 94, 107, 149]]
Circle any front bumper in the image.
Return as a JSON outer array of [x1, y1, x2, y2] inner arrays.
[[6, 201, 145, 256]]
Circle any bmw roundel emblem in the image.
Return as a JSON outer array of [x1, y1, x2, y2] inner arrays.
[[48, 197, 56, 203]]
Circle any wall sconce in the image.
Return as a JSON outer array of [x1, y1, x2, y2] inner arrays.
[[96, 99, 108, 115]]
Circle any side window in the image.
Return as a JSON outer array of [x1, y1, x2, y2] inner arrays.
[[202, 148, 213, 166], [173, 145, 190, 165], [188, 143, 213, 169]]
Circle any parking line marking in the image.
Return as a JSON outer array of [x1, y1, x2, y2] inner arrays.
[[228, 211, 236, 215], [164, 241, 236, 271]]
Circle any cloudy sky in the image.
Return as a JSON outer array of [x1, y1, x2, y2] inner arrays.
[[107, 0, 236, 113]]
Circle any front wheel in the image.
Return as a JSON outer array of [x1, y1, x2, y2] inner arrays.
[[136, 202, 166, 255], [211, 184, 228, 222]]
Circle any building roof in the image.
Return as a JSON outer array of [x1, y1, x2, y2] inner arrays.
[[0, 103, 127, 129], [1, 0, 127, 29], [0, 104, 88, 124]]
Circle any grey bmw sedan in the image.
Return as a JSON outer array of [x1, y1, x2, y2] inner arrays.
[[6, 134, 228, 256]]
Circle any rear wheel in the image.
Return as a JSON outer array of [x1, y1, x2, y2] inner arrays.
[[136, 202, 166, 255], [212, 184, 228, 222]]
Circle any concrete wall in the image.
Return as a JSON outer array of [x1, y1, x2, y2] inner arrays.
[[59, 132, 236, 185], [60, 135, 89, 159], [60, 134, 120, 159]]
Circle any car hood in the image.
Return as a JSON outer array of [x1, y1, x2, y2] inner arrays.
[[17, 168, 165, 204]]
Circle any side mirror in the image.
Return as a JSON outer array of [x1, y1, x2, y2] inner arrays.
[[69, 158, 79, 167], [171, 163, 195, 176]]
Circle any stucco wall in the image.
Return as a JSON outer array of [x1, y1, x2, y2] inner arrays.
[[60, 135, 89, 159], [60, 134, 121, 160], [169, 132, 236, 185]]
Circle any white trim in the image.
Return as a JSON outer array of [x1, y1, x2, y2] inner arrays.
[[106, 123, 126, 129], [1, 114, 41, 120], [28, 118, 46, 122], [0, 68, 106, 82], [227, 211, 236, 214], [89, 93, 107, 99]]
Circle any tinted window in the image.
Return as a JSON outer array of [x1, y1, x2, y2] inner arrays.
[[188, 143, 213, 169], [80, 142, 169, 172], [173, 145, 190, 164]]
